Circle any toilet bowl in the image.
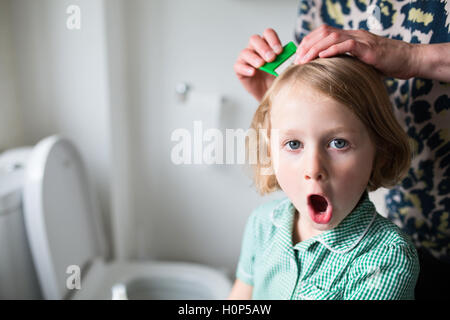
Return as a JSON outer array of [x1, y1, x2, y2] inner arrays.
[[22, 135, 232, 300], [71, 258, 231, 300]]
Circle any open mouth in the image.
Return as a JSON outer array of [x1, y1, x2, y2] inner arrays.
[[307, 194, 333, 224], [309, 195, 328, 213]]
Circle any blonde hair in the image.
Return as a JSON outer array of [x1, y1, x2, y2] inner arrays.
[[248, 55, 411, 195]]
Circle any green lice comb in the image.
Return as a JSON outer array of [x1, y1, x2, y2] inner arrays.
[[259, 41, 297, 77]]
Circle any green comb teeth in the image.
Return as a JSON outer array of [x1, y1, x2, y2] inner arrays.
[[259, 41, 297, 77]]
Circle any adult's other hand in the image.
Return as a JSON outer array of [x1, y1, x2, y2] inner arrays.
[[295, 24, 420, 80]]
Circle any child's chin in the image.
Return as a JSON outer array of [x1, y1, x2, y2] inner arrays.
[[311, 220, 334, 231]]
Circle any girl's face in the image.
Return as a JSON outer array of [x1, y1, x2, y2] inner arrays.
[[270, 84, 375, 237]]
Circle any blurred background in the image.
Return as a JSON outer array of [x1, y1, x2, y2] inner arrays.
[[0, 0, 388, 299]]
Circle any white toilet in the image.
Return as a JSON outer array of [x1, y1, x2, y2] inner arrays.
[[22, 135, 232, 300]]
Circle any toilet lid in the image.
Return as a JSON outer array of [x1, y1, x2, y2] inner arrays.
[[23, 135, 106, 299]]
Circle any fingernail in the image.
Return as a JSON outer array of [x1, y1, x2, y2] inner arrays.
[[246, 68, 253, 75], [294, 54, 301, 64], [265, 51, 275, 60], [273, 45, 282, 54]]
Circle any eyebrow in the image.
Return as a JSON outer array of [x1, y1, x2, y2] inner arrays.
[[279, 127, 360, 136]]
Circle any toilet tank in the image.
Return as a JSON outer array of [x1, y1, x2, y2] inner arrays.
[[0, 148, 42, 299]]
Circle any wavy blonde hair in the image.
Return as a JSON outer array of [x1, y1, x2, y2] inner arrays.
[[247, 55, 411, 195]]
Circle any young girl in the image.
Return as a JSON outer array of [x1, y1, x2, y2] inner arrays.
[[229, 55, 420, 300]]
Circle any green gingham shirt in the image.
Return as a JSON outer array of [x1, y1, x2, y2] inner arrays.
[[236, 192, 420, 300]]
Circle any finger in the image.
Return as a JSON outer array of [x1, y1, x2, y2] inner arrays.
[[295, 24, 337, 63], [234, 60, 255, 78], [299, 31, 347, 64], [239, 48, 266, 68], [262, 28, 283, 54], [248, 34, 277, 62], [318, 38, 358, 58]]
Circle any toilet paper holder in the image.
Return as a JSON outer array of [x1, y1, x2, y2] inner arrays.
[[175, 82, 191, 103]]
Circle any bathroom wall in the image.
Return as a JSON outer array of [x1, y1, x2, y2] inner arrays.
[[6, 0, 114, 257], [0, 0, 24, 151]]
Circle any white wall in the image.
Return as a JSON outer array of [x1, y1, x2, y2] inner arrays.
[[7, 0, 114, 257], [0, 0, 24, 151], [103, 0, 135, 260]]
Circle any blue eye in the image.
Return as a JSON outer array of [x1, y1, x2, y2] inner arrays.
[[287, 140, 302, 150], [329, 139, 348, 149]]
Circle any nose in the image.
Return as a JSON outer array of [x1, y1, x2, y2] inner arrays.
[[304, 148, 328, 181]]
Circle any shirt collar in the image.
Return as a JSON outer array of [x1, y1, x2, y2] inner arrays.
[[272, 192, 377, 255]]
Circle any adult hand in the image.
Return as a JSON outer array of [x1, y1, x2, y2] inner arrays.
[[234, 28, 283, 102], [295, 24, 419, 80]]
